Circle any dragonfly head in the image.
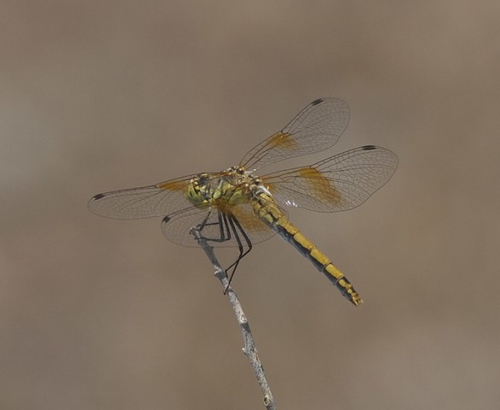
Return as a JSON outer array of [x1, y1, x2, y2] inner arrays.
[[185, 173, 213, 208]]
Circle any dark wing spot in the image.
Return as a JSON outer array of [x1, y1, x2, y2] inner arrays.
[[362, 145, 377, 150], [311, 98, 325, 106], [92, 193, 106, 201]]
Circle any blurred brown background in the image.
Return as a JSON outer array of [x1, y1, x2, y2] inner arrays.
[[1, 1, 499, 409]]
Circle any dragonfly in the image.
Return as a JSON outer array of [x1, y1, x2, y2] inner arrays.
[[88, 98, 398, 306]]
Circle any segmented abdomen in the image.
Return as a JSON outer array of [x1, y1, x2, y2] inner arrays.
[[251, 194, 362, 306]]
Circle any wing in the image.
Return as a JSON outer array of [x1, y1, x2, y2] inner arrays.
[[89, 173, 277, 248], [161, 201, 277, 247], [88, 174, 197, 219], [240, 98, 350, 171], [262, 145, 398, 212]]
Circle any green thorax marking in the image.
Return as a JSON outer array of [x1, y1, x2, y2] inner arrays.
[[184, 166, 265, 212]]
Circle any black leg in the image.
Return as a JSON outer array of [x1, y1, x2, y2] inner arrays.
[[196, 209, 231, 243], [223, 214, 253, 293]]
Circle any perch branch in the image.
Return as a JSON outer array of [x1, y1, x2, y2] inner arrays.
[[191, 227, 277, 410]]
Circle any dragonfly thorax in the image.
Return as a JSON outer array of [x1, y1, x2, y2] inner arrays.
[[185, 167, 267, 212]]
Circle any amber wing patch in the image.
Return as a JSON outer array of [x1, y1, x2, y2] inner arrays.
[[297, 167, 341, 204]]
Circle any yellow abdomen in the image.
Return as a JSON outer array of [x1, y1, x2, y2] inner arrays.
[[252, 193, 362, 306]]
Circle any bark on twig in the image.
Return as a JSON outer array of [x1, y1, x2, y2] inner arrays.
[[191, 227, 277, 410]]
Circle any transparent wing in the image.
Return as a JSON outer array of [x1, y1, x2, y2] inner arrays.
[[240, 98, 350, 171], [89, 173, 277, 248], [161, 201, 277, 247], [88, 174, 197, 219], [262, 145, 398, 212]]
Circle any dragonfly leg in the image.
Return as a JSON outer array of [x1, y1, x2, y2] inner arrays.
[[194, 210, 252, 291], [196, 210, 231, 243], [223, 215, 253, 293]]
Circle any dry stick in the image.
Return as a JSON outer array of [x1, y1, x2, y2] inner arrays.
[[191, 227, 277, 410]]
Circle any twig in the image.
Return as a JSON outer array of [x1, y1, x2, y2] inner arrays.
[[191, 227, 277, 410]]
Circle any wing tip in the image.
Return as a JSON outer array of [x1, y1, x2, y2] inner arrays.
[[91, 193, 106, 201], [311, 98, 325, 106]]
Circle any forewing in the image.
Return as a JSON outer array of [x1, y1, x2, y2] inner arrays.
[[240, 98, 350, 171], [263, 145, 398, 212], [88, 175, 196, 219], [161, 202, 276, 248]]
